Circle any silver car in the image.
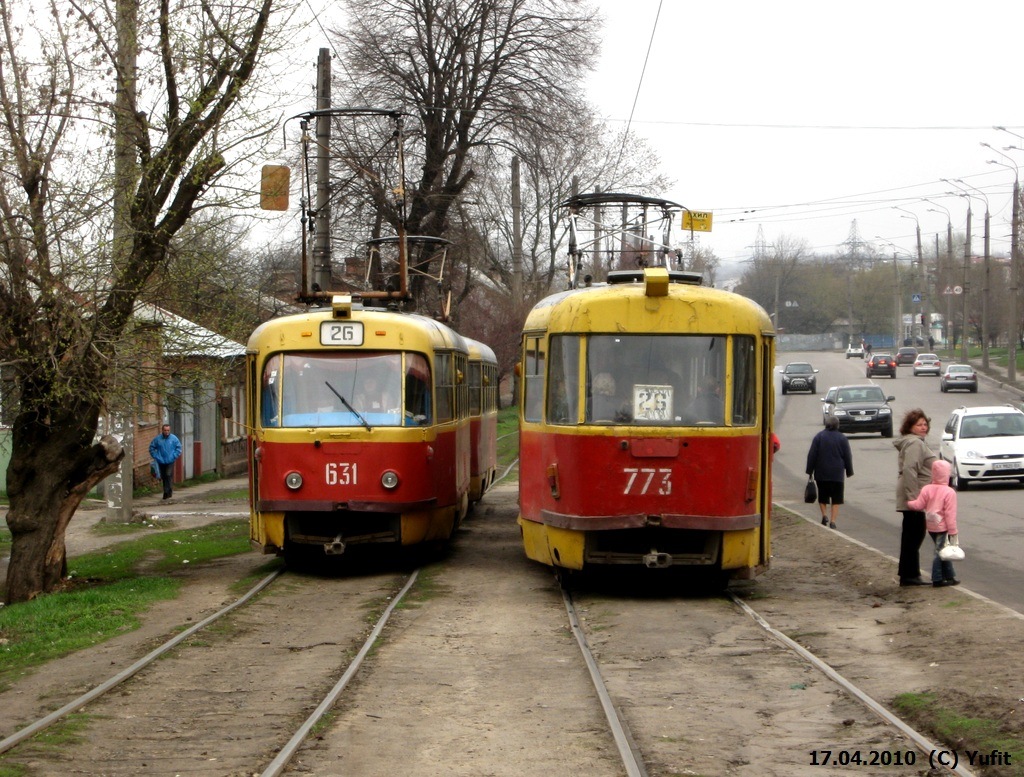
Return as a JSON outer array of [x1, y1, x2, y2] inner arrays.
[[939, 364, 978, 393], [913, 353, 942, 376]]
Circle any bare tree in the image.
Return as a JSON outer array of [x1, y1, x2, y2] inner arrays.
[[0, 0, 283, 604], [327, 0, 599, 308]]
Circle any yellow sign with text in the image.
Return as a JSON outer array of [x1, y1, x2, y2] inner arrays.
[[682, 210, 713, 232]]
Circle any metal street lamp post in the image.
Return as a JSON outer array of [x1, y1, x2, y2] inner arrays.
[[985, 147, 1020, 382]]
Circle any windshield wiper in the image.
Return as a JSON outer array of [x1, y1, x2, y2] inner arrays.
[[325, 381, 373, 431]]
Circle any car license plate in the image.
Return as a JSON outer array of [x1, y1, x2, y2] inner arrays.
[[992, 462, 1019, 470], [854, 416, 870, 421]]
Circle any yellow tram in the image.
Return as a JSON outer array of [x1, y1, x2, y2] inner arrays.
[[517, 266, 776, 582], [246, 295, 472, 563]]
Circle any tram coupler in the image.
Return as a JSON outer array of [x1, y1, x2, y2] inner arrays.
[[643, 551, 672, 569], [324, 536, 347, 555]]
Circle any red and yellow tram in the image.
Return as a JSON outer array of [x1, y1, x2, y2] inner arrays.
[[465, 337, 499, 505], [517, 267, 775, 581], [246, 294, 472, 562]]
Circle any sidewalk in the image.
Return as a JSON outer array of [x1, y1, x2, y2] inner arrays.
[[2, 476, 251, 584], [968, 356, 1024, 402]]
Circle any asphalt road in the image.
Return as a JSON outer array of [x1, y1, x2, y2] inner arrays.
[[773, 349, 1024, 615]]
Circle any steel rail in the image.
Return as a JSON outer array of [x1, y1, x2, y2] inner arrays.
[[0, 568, 283, 755]]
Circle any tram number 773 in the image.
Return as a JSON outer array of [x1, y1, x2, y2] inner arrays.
[[325, 462, 358, 486], [623, 468, 672, 495]]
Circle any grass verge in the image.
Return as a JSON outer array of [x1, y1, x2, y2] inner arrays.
[[0, 519, 250, 690]]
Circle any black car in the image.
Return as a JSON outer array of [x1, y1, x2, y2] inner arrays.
[[780, 361, 818, 394], [825, 384, 896, 437], [896, 347, 918, 365], [865, 353, 897, 378]]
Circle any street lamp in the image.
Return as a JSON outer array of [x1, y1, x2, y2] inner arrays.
[[951, 179, 991, 368], [894, 206, 926, 341], [942, 182, 977, 363], [875, 238, 915, 348], [925, 201, 956, 351], [987, 148, 1021, 382]]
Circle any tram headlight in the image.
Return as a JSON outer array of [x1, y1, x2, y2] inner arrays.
[[285, 471, 303, 490], [381, 470, 399, 490]]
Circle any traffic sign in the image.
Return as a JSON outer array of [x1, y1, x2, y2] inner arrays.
[[682, 210, 713, 232]]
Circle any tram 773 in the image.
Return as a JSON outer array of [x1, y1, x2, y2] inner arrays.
[[518, 268, 775, 582], [246, 295, 471, 563]]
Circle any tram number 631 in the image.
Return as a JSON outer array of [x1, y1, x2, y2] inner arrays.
[[623, 468, 672, 495], [325, 462, 358, 485]]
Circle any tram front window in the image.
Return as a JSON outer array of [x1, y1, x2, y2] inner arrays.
[[264, 352, 408, 427], [576, 334, 733, 427]]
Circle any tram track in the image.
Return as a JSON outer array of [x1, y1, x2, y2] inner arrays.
[[2, 492, 1021, 775]]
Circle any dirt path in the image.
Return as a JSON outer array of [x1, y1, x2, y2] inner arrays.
[[2, 484, 1023, 775]]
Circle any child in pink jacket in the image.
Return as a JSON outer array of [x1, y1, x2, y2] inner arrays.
[[906, 459, 959, 587]]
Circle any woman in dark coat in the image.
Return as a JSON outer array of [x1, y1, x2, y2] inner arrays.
[[806, 416, 854, 529]]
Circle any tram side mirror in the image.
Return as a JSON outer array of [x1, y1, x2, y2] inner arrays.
[[218, 395, 233, 418], [514, 362, 522, 377]]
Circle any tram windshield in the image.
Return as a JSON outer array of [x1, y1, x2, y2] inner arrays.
[[545, 334, 756, 427], [261, 351, 431, 428]]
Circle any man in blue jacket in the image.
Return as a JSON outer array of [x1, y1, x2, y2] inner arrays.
[[149, 424, 183, 499]]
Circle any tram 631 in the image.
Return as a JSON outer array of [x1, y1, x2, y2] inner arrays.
[[465, 337, 499, 505], [517, 267, 775, 582], [246, 295, 472, 563]]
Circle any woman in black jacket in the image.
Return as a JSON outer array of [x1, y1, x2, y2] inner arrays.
[[806, 416, 854, 529]]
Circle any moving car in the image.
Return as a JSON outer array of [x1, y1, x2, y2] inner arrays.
[[823, 383, 895, 437], [780, 361, 818, 394], [845, 343, 864, 359], [912, 353, 942, 376], [865, 353, 897, 378], [820, 385, 839, 423], [896, 346, 918, 365], [939, 364, 978, 393], [939, 405, 1024, 490]]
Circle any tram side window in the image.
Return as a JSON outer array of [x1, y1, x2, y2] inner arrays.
[[522, 336, 545, 423], [731, 336, 757, 425], [455, 352, 468, 420], [261, 355, 282, 427], [483, 364, 498, 411], [435, 352, 454, 423], [468, 362, 482, 416], [405, 352, 431, 425], [546, 335, 579, 424]]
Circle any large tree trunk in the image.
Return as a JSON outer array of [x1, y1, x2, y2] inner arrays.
[[4, 434, 123, 605]]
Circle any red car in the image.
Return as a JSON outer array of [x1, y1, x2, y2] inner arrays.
[[866, 353, 897, 378]]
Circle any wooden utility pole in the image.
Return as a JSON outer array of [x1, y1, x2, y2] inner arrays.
[[312, 48, 332, 292], [106, 0, 139, 522], [511, 156, 522, 303]]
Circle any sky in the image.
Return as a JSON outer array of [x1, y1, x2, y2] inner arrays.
[[582, 0, 1024, 278]]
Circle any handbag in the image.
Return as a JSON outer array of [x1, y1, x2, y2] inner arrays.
[[938, 534, 965, 561], [804, 476, 817, 504], [150, 460, 160, 478]]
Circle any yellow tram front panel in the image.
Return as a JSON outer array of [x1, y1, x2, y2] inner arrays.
[[246, 300, 472, 557], [517, 269, 775, 576]]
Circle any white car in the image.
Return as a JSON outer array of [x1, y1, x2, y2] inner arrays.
[[912, 353, 942, 376], [939, 405, 1024, 490], [845, 343, 864, 359]]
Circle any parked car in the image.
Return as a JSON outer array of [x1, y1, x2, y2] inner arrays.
[[896, 346, 918, 365], [912, 353, 942, 376], [820, 385, 839, 423], [780, 361, 818, 394], [845, 343, 864, 359], [939, 364, 978, 393], [823, 383, 895, 437], [865, 353, 897, 378], [939, 404, 1024, 490]]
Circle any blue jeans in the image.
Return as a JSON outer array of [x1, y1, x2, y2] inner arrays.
[[928, 531, 957, 583]]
